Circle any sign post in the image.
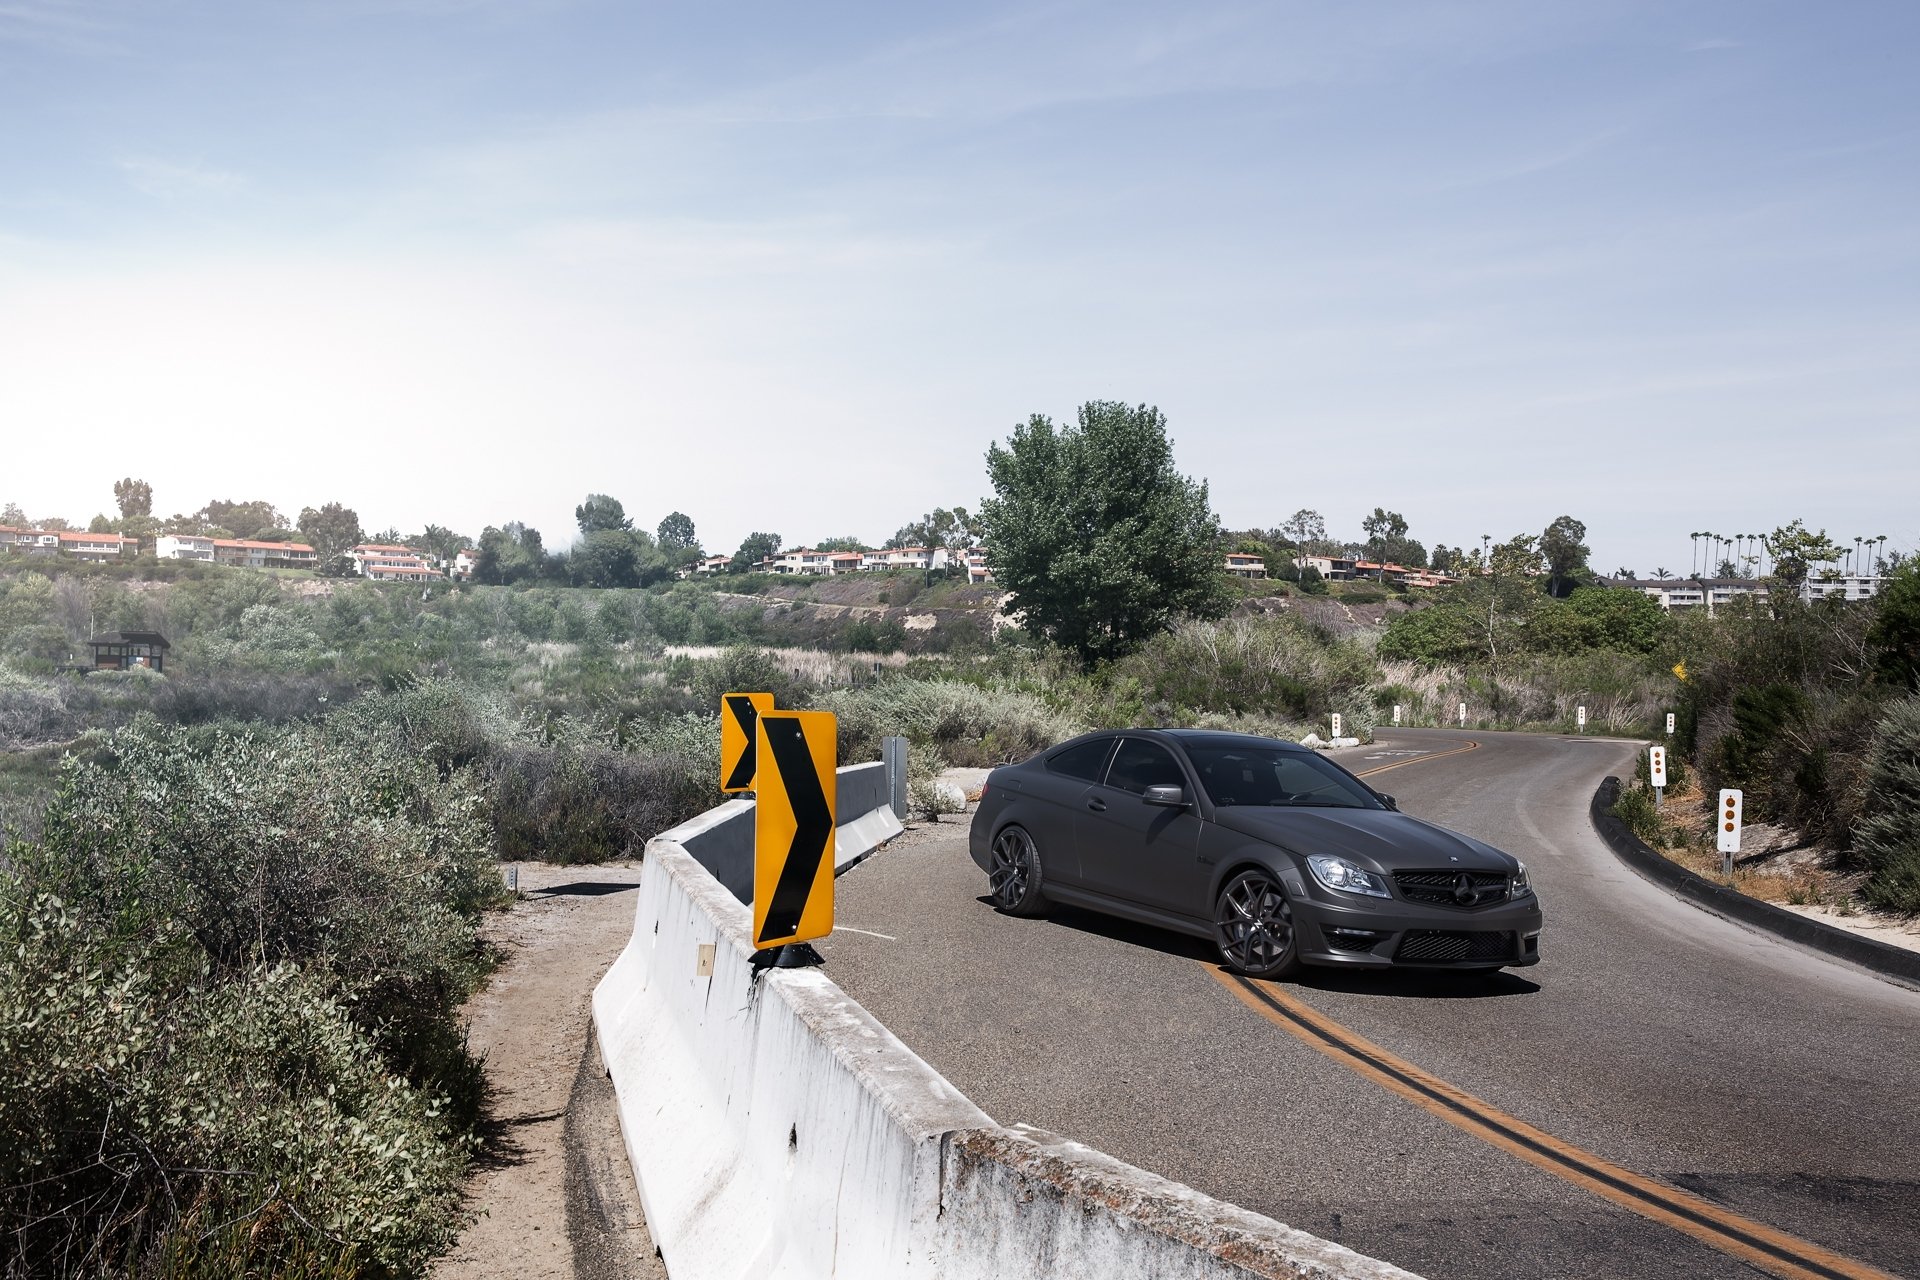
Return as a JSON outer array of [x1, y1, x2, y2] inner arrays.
[[1458, 702, 1468, 728], [753, 710, 839, 951], [1717, 788, 1743, 877], [1576, 705, 1587, 734], [1392, 704, 1403, 727], [720, 692, 776, 793], [1666, 712, 1676, 737], [1330, 713, 1343, 740], [1649, 745, 1668, 810]]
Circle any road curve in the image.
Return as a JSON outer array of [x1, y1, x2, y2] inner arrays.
[[815, 729, 1920, 1280]]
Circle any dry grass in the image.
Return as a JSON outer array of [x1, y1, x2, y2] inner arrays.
[[1640, 778, 1866, 911], [662, 645, 912, 684]]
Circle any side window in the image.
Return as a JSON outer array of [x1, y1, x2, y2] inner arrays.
[[1105, 739, 1185, 795], [1046, 738, 1114, 782]]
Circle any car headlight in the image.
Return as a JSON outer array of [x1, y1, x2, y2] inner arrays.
[[1510, 861, 1532, 899], [1307, 855, 1391, 899]]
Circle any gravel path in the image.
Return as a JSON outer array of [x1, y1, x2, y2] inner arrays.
[[432, 862, 665, 1280]]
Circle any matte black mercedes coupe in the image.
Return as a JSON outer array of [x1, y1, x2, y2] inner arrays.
[[968, 730, 1541, 979]]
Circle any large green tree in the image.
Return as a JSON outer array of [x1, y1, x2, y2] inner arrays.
[[1540, 515, 1591, 597], [656, 511, 697, 550], [730, 531, 781, 573], [198, 499, 285, 540], [574, 494, 631, 535], [297, 503, 365, 559], [980, 401, 1228, 666], [113, 478, 153, 519], [1763, 519, 1845, 587]]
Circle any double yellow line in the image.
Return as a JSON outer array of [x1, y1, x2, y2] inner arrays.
[[1217, 732, 1895, 1280]]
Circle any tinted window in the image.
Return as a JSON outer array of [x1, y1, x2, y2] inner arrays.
[[1184, 742, 1380, 809], [1046, 738, 1114, 782], [1105, 739, 1186, 795]]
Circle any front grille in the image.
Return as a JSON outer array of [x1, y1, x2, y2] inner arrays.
[[1394, 869, 1509, 909], [1396, 930, 1513, 963]]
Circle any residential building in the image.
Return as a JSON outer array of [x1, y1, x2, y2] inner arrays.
[[1617, 578, 1762, 612], [870, 546, 950, 571], [690, 554, 732, 576], [1224, 553, 1267, 579], [1800, 574, 1883, 603], [213, 539, 316, 569], [349, 543, 441, 582], [964, 551, 993, 584], [453, 548, 480, 579], [1301, 554, 1357, 581], [156, 534, 216, 562], [56, 531, 131, 561], [0, 527, 64, 556]]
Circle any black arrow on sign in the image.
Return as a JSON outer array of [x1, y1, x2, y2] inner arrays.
[[724, 695, 761, 790], [758, 716, 833, 945]]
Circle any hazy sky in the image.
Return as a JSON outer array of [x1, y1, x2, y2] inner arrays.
[[3, 0, 1916, 573]]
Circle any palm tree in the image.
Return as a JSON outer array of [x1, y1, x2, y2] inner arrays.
[[1653, 567, 1673, 581], [1690, 533, 1700, 578]]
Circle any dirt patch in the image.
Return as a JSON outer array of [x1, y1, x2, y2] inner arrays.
[[432, 862, 663, 1280], [1628, 782, 1920, 953]]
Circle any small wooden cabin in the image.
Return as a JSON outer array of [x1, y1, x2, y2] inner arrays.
[[88, 631, 170, 673]]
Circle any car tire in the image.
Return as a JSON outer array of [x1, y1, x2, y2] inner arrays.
[[1214, 869, 1303, 980], [986, 824, 1049, 916]]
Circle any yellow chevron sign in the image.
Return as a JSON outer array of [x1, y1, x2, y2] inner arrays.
[[719, 692, 775, 793], [753, 710, 838, 949]]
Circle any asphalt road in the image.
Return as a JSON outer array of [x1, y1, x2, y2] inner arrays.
[[814, 729, 1920, 1280]]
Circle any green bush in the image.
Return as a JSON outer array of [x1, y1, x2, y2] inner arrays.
[[1855, 696, 1920, 913], [0, 715, 501, 1275]]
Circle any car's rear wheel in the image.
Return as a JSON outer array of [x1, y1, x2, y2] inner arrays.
[[987, 825, 1049, 916], [1215, 869, 1303, 979]]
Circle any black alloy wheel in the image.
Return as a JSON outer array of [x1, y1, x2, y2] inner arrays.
[[1215, 869, 1302, 979], [987, 825, 1049, 916]]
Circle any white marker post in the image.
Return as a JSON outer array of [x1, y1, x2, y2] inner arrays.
[[1392, 704, 1403, 727], [1458, 702, 1468, 727], [1576, 705, 1587, 734], [1666, 712, 1676, 736], [1718, 788, 1743, 877], [1649, 745, 1668, 811], [1330, 713, 1343, 740]]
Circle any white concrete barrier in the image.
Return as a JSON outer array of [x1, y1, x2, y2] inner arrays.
[[593, 794, 1419, 1280]]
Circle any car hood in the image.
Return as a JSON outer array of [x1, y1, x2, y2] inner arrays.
[[1211, 806, 1518, 873]]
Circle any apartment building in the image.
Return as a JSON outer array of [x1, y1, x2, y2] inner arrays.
[[1225, 553, 1267, 579], [0, 528, 131, 561], [349, 543, 441, 582], [156, 535, 317, 568]]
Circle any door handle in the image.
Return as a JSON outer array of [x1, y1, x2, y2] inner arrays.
[[1086, 797, 1108, 812]]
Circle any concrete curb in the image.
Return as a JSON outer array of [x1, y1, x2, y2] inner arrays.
[[592, 787, 1420, 1280], [1589, 777, 1920, 991]]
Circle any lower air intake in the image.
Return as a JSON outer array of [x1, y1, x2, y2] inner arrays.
[[1396, 930, 1512, 963]]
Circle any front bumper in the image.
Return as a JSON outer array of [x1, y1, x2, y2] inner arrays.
[[1288, 886, 1544, 970]]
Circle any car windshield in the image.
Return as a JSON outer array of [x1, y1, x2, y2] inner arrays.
[[1184, 741, 1382, 810]]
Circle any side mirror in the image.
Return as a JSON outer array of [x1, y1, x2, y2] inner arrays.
[[1143, 785, 1188, 807], [1375, 791, 1399, 811]]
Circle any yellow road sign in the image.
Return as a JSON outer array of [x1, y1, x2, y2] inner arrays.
[[753, 710, 837, 949], [720, 692, 775, 793]]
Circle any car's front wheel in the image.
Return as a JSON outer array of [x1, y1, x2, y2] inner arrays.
[[1215, 869, 1303, 979], [986, 824, 1049, 916]]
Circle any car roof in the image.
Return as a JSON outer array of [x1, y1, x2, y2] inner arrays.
[[1056, 728, 1312, 754]]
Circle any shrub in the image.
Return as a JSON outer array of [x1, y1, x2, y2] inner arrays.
[[1855, 696, 1920, 913], [821, 679, 1079, 767], [0, 714, 500, 1275]]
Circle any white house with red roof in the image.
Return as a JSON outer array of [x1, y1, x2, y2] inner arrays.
[[349, 542, 441, 582]]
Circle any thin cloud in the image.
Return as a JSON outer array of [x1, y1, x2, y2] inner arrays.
[[117, 157, 248, 200]]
